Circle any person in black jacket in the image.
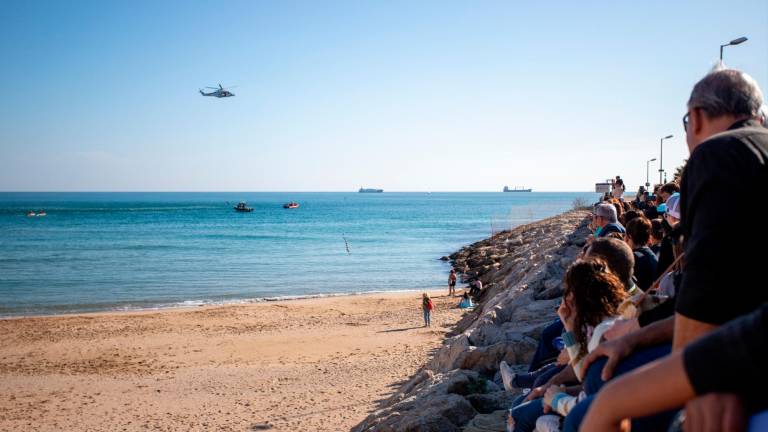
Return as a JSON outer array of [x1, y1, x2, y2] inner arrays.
[[624, 217, 658, 291]]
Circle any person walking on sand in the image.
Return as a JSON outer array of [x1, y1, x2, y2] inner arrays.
[[422, 293, 434, 327], [448, 269, 457, 297]]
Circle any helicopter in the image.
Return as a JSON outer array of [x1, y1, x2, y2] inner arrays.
[[199, 84, 236, 98]]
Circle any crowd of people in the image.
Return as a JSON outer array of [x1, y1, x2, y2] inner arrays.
[[498, 67, 768, 431]]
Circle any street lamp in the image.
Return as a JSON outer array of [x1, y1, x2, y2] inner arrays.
[[659, 135, 673, 185], [646, 158, 657, 187], [720, 36, 748, 61]]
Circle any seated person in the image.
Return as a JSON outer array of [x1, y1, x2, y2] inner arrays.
[[624, 216, 658, 291], [581, 303, 768, 432], [469, 279, 483, 297], [593, 204, 625, 238], [573, 67, 768, 432], [508, 258, 627, 432], [458, 292, 473, 309]]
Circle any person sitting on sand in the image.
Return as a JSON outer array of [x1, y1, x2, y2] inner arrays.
[[421, 293, 433, 327], [458, 292, 473, 309], [448, 269, 457, 297]]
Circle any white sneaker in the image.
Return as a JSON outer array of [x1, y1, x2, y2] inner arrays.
[[499, 361, 516, 392]]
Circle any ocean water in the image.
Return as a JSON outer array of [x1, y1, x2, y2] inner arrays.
[[0, 192, 597, 316]]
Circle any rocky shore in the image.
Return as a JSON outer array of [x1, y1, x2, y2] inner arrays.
[[354, 209, 592, 432]]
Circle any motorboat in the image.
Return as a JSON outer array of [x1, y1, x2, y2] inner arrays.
[[233, 201, 253, 212], [283, 202, 299, 209]]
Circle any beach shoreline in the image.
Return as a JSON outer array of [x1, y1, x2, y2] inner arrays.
[[0, 290, 467, 431], [0, 288, 445, 321]]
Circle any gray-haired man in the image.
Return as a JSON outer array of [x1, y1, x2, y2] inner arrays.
[[593, 203, 625, 238], [578, 68, 768, 431]]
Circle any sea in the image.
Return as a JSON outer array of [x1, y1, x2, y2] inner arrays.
[[0, 192, 597, 317]]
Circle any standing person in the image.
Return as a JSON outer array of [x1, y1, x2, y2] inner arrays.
[[448, 269, 457, 297], [611, 176, 625, 200], [421, 293, 433, 327]]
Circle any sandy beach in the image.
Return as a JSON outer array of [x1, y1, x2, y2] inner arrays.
[[0, 291, 466, 431]]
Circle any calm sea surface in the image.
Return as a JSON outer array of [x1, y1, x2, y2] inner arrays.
[[0, 192, 597, 316]]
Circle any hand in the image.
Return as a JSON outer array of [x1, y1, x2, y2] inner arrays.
[[542, 385, 564, 413], [581, 335, 635, 381], [684, 393, 745, 432], [524, 385, 547, 402], [556, 348, 570, 366], [557, 299, 576, 332], [604, 318, 640, 341]]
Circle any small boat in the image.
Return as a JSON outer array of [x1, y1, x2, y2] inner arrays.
[[27, 211, 36, 217], [359, 187, 383, 193], [233, 201, 253, 212], [283, 202, 300, 209], [37, 210, 47, 217]]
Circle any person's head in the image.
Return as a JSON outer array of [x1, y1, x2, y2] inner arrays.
[[585, 238, 635, 291], [463, 292, 469, 299], [593, 203, 618, 228], [664, 194, 681, 226], [685, 68, 764, 152], [651, 218, 664, 243], [613, 202, 624, 221], [450, 269, 456, 274], [621, 210, 641, 226], [625, 216, 652, 249], [423, 292, 430, 300], [658, 183, 681, 203], [562, 258, 628, 356]]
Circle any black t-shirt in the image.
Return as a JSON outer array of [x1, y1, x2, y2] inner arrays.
[[632, 246, 658, 291], [676, 120, 768, 325], [683, 303, 768, 411]]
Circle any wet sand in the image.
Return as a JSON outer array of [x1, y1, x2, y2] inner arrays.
[[0, 291, 466, 431]]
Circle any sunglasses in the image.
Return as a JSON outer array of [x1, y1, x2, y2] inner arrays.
[[682, 113, 690, 131]]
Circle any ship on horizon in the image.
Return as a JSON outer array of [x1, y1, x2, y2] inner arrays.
[[359, 187, 384, 193], [503, 186, 532, 192]]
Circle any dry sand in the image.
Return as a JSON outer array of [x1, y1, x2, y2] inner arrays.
[[0, 291, 467, 431]]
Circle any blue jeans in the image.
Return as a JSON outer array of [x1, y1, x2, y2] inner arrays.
[[510, 398, 544, 432], [423, 310, 430, 326], [530, 318, 564, 371], [514, 363, 565, 389], [562, 344, 673, 432]]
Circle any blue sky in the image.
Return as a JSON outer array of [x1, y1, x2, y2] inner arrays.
[[1, 0, 766, 192]]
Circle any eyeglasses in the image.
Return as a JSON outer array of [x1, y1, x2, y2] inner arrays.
[[682, 113, 690, 131]]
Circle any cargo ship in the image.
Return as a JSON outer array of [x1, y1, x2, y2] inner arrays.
[[358, 187, 383, 193], [503, 186, 532, 192]]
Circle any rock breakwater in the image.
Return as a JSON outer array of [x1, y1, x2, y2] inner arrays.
[[354, 209, 591, 432]]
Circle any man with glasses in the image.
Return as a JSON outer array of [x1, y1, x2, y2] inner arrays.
[[592, 203, 625, 239], [576, 68, 768, 431]]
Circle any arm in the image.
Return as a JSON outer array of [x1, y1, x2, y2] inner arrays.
[[672, 312, 717, 350], [524, 365, 578, 402], [579, 351, 694, 431], [581, 303, 768, 431]]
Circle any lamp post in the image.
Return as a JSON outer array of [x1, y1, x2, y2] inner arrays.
[[646, 158, 656, 188], [659, 135, 673, 185], [720, 36, 748, 61]]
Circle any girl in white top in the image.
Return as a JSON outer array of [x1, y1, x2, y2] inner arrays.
[[536, 258, 628, 432]]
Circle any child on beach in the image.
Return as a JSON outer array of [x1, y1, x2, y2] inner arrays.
[[448, 269, 457, 297], [422, 293, 433, 327], [458, 292, 473, 309]]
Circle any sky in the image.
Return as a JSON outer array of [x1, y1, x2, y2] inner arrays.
[[1, 0, 766, 192]]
